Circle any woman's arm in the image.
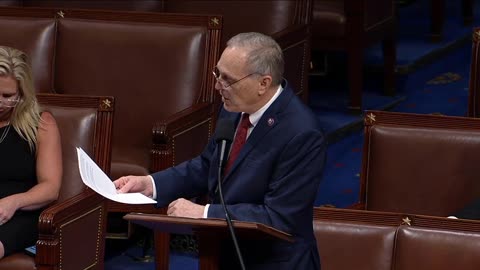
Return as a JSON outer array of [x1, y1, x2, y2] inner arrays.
[[6, 111, 62, 211]]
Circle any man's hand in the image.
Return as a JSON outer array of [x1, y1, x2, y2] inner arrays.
[[113, 175, 154, 197], [167, 198, 205, 218]]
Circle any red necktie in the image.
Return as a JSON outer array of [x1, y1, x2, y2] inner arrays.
[[225, 113, 251, 174]]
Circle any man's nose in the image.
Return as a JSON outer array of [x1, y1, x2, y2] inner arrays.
[[214, 80, 223, 91]]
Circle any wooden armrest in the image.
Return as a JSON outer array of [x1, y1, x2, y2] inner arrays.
[[36, 189, 106, 269], [38, 189, 104, 233], [150, 102, 214, 172], [152, 102, 213, 144]]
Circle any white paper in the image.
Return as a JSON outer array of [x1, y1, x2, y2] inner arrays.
[[76, 147, 156, 204]]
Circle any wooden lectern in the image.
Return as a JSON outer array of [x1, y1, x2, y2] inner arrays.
[[124, 213, 293, 270]]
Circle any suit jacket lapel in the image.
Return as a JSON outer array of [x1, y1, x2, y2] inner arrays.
[[223, 81, 294, 181]]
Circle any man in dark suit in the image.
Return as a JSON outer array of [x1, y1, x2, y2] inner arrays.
[[114, 32, 325, 270]]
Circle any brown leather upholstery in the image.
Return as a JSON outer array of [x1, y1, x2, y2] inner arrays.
[[311, 0, 396, 111], [0, 93, 114, 270], [0, 16, 55, 92], [314, 207, 480, 270], [22, 0, 164, 11], [357, 110, 480, 216], [314, 220, 396, 270], [395, 226, 480, 270], [47, 105, 97, 201], [165, 1, 298, 44], [0, 1, 21, 7], [468, 28, 480, 117], [162, 0, 313, 102], [53, 13, 216, 179]]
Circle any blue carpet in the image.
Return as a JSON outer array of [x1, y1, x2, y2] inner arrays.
[[367, 0, 479, 69]]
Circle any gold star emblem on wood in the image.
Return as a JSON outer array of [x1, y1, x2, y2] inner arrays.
[[365, 113, 376, 125], [211, 17, 219, 26], [402, 217, 411, 226], [101, 98, 112, 110]]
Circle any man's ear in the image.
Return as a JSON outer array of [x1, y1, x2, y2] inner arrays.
[[258, 75, 273, 95]]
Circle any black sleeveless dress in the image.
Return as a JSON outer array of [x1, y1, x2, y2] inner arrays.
[[0, 124, 42, 256]]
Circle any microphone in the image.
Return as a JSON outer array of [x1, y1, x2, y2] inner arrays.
[[214, 118, 235, 173], [213, 118, 246, 270]]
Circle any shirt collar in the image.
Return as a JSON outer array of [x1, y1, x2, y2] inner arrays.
[[246, 84, 283, 127]]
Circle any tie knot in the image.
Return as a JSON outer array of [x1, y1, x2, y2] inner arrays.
[[240, 113, 251, 128]]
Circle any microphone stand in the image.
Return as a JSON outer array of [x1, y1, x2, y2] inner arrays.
[[217, 140, 246, 270]]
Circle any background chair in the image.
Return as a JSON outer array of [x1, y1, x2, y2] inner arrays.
[[311, 0, 396, 112], [313, 207, 480, 270], [162, 0, 313, 103], [356, 110, 480, 217], [0, 93, 114, 270], [21, 0, 163, 11]]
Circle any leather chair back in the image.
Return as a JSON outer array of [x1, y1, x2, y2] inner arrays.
[[0, 15, 55, 92], [359, 110, 480, 216], [313, 207, 480, 270], [164, 0, 300, 45], [44, 105, 96, 201], [314, 219, 396, 270], [395, 226, 480, 270], [0, 1, 21, 6], [50, 10, 219, 178], [22, 0, 164, 11]]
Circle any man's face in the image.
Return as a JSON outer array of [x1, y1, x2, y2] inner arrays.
[[214, 47, 262, 113]]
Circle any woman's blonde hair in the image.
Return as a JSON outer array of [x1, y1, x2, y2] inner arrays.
[[0, 46, 41, 151]]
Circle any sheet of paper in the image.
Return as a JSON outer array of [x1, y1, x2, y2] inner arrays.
[[76, 147, 156, 204]]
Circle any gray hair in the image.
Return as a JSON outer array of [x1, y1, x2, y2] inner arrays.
[[226, 32, 284, 86]]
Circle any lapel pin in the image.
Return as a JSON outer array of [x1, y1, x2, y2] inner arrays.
[[267, 117, 275, 126]]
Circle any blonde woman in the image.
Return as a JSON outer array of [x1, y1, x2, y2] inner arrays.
[[0, 46, 62, 258]]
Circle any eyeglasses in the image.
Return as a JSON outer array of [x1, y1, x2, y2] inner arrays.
[[212, 66, 257, 89], [0, 97, 20, 108]]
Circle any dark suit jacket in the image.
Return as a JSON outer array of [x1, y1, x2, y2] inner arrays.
[[152, 81, 326, 270]]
